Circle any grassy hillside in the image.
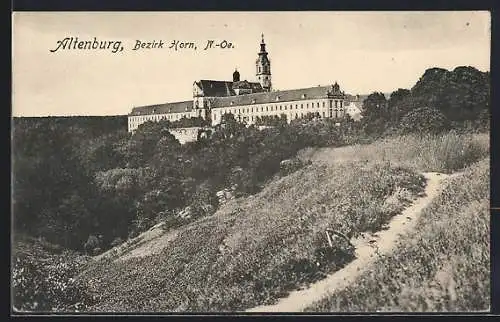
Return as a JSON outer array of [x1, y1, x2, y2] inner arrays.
[[76, 161, 426, 312], [305, 158, 490, 312], [298, 132, 488, 174]]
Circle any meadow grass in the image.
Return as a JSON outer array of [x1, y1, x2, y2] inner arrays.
[[299, 131, 489, 174], [77, 161, 426, 312], [305, 158, 490, 312]]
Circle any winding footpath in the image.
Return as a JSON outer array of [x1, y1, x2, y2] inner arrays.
[[246, 172, 451, 313]]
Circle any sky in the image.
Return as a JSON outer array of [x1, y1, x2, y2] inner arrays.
[[12, 11, 491, 117]]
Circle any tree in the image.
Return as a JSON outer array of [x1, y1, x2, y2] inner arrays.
[[186, 181, 218, 218], [387, 88, 412, 124], [214, 113, 246, 140], [39, 193, 93, 249], [361, 92, 389, 135], [93, 167, 154, 243], [126, 120, 171, 167], [150, 131, 182, 169], [171, 116, 210, 128], [410, 66, 490, 123], [476, 109, 490, 132], [255, 114, 288, 127], [398, 106, 450, 135]]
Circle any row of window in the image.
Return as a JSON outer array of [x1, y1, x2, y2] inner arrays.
[[129, 113, 194, 129], [228, 110, 345, 123], [130, 113, 193, 122], [212, 101, 345, 121], [215, 100, 343, 117], [214, 107, 346, 122]]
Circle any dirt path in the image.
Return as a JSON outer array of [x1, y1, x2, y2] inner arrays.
[[246, 172, 451, 313]]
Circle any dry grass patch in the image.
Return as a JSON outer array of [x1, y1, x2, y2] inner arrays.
[[299, 132, 489, 173]]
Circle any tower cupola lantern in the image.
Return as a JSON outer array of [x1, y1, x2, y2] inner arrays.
[[233, 68, 240, 82]]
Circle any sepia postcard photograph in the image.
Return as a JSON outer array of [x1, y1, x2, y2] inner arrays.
[[11, 11, 491, 313]]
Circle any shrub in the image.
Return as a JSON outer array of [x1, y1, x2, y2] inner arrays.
[[110, 237, 124, 248], [12, 240, 93, 312], [83, 235, 100, 255], [279, 158, 307, 176], [399, 107, 450, 134]]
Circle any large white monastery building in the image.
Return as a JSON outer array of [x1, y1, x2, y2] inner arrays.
[[128, 35, 362, 133]]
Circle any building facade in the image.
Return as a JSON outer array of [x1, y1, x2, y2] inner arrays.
[[128, 35, 349, 133]]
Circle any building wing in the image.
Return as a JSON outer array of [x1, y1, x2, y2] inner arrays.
[[210, 85, 343, 108]]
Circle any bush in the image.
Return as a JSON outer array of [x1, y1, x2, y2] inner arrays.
[[12, 241, 93, 312], [279, 158, 307, 176], [83, 235, 100, 255], [110, 237, 124, 247], [399, 107, 450, 135]]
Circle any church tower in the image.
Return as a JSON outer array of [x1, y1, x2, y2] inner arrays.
[[256, 34, 272, 92]]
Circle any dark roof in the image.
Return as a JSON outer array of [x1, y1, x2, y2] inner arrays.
[[196, 80, 233, 97], [195, 80, 263, 97], [232, 80, 263, 91], [232, 81, 251, 89], [129, 100, 193, 116], [210, 85, 345, 108]]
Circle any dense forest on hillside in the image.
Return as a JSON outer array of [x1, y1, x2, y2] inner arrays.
[[12, 66, 489, 254]]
